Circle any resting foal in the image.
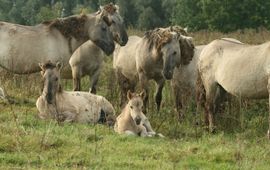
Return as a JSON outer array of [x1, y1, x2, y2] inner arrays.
[[36, 61, 115, 125], [114, 90, 163, 137]]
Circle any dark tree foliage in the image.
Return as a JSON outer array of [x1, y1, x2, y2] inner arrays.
[[0, 0, 270, 32]]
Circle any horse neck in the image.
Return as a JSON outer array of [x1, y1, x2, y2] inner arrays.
[[49, 15, 91, 54]]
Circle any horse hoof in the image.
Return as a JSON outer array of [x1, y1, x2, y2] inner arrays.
[[157, 133, 165, 138], [267, 130, 270, 139]]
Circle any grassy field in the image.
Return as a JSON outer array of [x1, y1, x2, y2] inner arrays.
[[1, 29, 270, 169]]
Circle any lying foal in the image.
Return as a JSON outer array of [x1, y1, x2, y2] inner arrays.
[[36, 61, 115, 125], [114, 90, 164, 137]]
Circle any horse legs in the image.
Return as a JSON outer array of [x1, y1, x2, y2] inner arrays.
[[213, 84, 227, 114], [205, 83, 219, 132], [72, 67, 81, 91], [89, 68, 101, 94], [138, 72, 149, 114], [155, 79, 165, 112], [171, 81, 184, 119], [116, 70, 135, 108]]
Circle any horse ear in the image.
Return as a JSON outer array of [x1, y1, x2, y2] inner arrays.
[[184, 27, 188, 32], [139, 90, 146, 100], [102, 15, 112, 26], [56, 62, 62, 70], [115, 4, 120, 12], [127, 90, 133, 100]]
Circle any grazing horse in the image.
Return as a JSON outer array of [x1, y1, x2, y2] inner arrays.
[[0, 9, 115, 74], [197, 38, 270, 138], [68, 3, 128, 93], [36, 61, 115, 125], [113, 27, 194, 112], [114, 90, 163, 137]]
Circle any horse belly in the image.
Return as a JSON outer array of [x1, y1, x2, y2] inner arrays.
[[217, 72, 268, 99]]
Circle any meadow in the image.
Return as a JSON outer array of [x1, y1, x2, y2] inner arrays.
[[1, 29, 270, 169]]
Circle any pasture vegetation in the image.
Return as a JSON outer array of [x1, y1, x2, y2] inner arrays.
[[1, 29, 270, 169]]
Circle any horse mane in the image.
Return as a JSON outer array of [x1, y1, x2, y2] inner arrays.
[[103, 3, 117, 14], [144, 28, 173, 56], [168, 25, 188, 36], [42, 14, 88, 41]]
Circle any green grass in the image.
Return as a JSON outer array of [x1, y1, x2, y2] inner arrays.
[[1, 29, 270, 169]]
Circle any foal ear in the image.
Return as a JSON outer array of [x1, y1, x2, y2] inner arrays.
[[127, 90, 133, 100], [56, 62, 62, 70], [139, 90, 146, 100]]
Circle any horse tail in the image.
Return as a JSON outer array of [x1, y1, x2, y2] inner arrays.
[[196, 69, 206, 111]]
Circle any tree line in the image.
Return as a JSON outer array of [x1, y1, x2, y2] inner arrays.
[[0, 0, 270, 32]]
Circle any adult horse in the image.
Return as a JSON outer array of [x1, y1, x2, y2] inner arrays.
[[113, 28, 194, 112], [36, 61, 115, 125], [197, 38, 270, 138], [0, 8, 115, 74], [68, 3, 128, 92]]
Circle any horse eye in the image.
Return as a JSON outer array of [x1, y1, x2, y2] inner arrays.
[[55, 77, 58, 81], [130, 106, 133, 109], [173, 51, 177, 55]]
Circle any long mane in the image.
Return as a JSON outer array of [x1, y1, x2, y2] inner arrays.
[[144, 28, 173, 53], [42, 14, 88, 41]]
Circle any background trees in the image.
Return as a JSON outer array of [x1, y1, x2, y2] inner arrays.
[[0, 0, 270, 32]]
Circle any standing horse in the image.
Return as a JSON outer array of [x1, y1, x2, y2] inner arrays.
[[68, 3, 128, 92], [0, 10, 115, 74], [197, 38, 270, 138], [114, 28, 194, 112], [36, 61, 115, 125]]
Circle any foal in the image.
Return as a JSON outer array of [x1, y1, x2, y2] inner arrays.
[[36, 61, 115, 125], [114, 90, 163, 137]]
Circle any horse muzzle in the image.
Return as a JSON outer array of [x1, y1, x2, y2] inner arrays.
[[135, 117, 142, 125]]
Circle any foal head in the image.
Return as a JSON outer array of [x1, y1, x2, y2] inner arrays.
[[126, 90, 146, 125], [39, 61, 62, 104]]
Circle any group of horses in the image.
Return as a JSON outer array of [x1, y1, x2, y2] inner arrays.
[[1, 3, 270, 138]]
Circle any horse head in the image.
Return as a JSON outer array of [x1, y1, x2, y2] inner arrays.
[[146, 29, 181, 80], [127, 90, 146, 125], [99, 3, 128, 46], [87, 10, 116, 55], [39, 61, 62, 105]]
